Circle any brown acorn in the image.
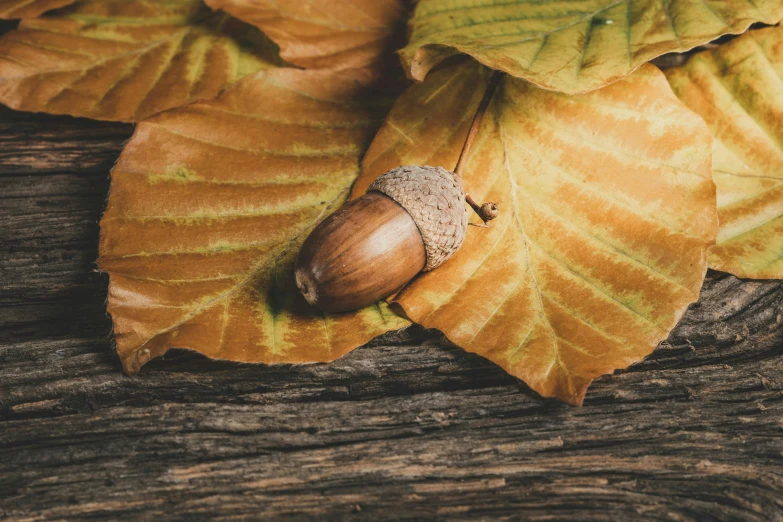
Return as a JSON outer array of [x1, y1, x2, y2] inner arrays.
[[295, 70, 504, 313], [294, 165, 471, 313]]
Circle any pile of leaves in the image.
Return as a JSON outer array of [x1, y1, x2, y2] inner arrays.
[[2, 0, 782, 406]]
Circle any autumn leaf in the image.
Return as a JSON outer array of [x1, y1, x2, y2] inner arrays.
[[0, 0, 73, 18], [0, 0, 282, 122], [400, 0, 783, 94], [353, 60, 716, 405], [98, 68, 408, 375], [666, 26, 783, 279], [205, 0, 409, 74]]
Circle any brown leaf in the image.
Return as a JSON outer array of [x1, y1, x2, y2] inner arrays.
[[666, 26, 783, 279], [354, 60, 716, 405], [0, 0, 281, 122], [0, 0, 73, 18], [400, 0, 783, 94], [205, 0, 408, 72], [99, 68, 409, 375]]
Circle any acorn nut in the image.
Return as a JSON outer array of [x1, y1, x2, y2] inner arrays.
[[295, 165, 469, 313]]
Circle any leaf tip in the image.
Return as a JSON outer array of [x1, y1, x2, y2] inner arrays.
[[121, 345, 157, 376]]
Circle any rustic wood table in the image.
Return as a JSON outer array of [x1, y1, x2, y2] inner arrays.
[[1, 105, 782, 521]]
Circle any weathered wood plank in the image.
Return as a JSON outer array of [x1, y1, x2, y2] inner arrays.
[[0, 107, 782, 521]]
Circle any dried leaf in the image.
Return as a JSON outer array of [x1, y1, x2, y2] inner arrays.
[[0, 0, 281, 122], [354, 61, 716, 405], [666, 26, 783, 279], [0, 0, 73, 18], [401, 0, 783, 94], [99, 68, 408, 375], [205, 0, 408, 72]]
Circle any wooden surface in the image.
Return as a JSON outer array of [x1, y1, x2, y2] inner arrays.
[[1, 106, 783, 521]]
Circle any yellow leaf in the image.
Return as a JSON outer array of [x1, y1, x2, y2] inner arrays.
[[0, 0, 281, 122], [205, 0, 408, 73], [666, 26, 783, 279], [99, 68, 409, 375], [401, 0, 783, 94], [354, 61, 716, 405], [0, 0, 73, 18]]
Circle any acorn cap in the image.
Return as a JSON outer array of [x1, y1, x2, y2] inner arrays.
[[367, 165, 468, 271]]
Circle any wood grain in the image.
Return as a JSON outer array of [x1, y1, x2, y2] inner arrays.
[[1, 110, 783, 521]]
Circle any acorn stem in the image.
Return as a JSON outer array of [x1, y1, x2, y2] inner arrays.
[[456, 70, 503, 227], [466, 194, 499, 227], [465, 193, 482, 214]]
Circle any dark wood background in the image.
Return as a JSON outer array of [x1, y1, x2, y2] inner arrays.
[[1, 102, 783, 521]]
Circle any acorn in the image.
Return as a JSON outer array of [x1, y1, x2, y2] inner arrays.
[[295, 165, 479, 313], [295, 71, 504, 313]]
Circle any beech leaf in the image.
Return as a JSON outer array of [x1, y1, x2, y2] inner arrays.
[[401, 0, 783, 94], [354, 61, 716, 405], [0, 0, 73, 19], [98, 68, 408, 375], [205, 0, 408, 73], [666, 26, 783, 279], [0, 0, 282, 122]]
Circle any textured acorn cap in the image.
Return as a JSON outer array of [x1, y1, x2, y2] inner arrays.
[[367, 165, 468, 271]]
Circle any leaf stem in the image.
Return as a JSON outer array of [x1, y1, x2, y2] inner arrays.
[[456, 69, 503, 226], [454, 70, 503, 178]]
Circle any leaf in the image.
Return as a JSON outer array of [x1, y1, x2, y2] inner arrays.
[[666, 26, 783, 279], [353, 60, 716, 405], [0, 0, 282, 122], [205, 0, 408, 72], [0, 0, 73, 19], [400, 0, 783, 94], [98, 68, 409, 375]]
